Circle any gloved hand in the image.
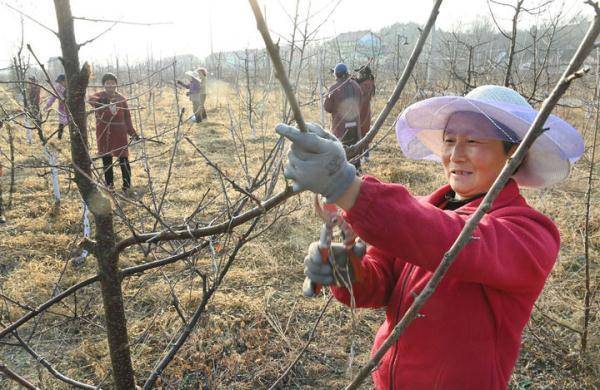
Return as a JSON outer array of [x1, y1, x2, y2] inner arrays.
[[304, 240, 366, 288], [275, 122, 356, 203]]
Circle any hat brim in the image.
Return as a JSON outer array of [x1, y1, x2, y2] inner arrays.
[[395, 96, 584, 188]]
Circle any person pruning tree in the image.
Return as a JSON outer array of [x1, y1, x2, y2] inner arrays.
[[277, 85, 584, 389]]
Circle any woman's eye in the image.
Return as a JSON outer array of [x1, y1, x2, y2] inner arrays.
[[443, 138, 455, 144]]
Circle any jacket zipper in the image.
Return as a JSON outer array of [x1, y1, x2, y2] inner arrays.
[[389, 264, 415, 389]]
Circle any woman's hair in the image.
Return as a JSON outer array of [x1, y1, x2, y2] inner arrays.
[[101, 73, 118, 85], [501, 140, 517, 154], [55, 74, 66, 83], [196, 67, 208, 77], [355, 65, 374, 82]]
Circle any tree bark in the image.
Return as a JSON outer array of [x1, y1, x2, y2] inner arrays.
[[52, 1, 135, 388]]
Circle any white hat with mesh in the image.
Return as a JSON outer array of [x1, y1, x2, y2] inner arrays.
[[395, 85, 584, 188]]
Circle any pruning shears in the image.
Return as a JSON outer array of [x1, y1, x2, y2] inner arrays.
[[302, 195, 364, 297]]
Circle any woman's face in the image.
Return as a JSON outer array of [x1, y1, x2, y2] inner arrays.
[[441, 112, 511, 199], [104, 79, 117, 96]]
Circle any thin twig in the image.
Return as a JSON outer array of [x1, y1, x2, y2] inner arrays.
[[11, 331, 99, 389], [78, 22, 118, 48], [142, 217, 263, 389], [0, 362, 39, 389], [0, 242, 210, 340], [269, 295, 334, 389], [2, 1, 58, 36], [248, 0, 307, 132], [72, 16, 171, 25], [116, 186, 296, 251]]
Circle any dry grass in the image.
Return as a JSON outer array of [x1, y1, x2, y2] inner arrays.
[[0, 79, 598, 389]]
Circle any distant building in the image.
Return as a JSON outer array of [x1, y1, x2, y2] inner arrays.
[[356, 32, 383, 58]]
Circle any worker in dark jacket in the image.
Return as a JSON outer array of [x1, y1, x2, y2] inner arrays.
[[354, 65, 376, 162], [27, 76, 42, 126], [324, 63, 362, 168]]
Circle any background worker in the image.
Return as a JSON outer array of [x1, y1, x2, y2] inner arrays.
[[88, 73, 140, 195], [177, 67, 208, 123], [324, 63, 362, 169], [44, 74, 68, 140], [27, 76, 42, 127], [353, 65, 376, 162]]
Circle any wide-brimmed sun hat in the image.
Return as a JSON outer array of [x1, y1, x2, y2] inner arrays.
[[395, 85, 584, 188]]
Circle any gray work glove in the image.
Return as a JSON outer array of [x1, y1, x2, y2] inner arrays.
[[275, 122, 356, 203], [304, 241, 366, 287]]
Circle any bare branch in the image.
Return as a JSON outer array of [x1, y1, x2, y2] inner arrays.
[[269, 295, 334, 389], [184, 136, 266, 212], [0, 242, 210, 340], [72, 16, 171, 25], [142, 216, 263, 389], [2, 1, 58, 36], [248, 0, 307, 132], [11, 332, 98, 389], [116, 186, 296, 251], [77, 21, 118, 48], [487, 0, 512, 39], [0, 362, 39, 389]]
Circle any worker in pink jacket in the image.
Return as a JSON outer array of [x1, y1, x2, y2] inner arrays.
[[44, 74, 69, 140], [276, 85, 584, 389]]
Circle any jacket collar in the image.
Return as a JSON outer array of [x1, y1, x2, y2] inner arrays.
[[424, 179, 522, 214]]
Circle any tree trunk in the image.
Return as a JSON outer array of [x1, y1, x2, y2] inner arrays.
[[52, 1, 135, 388]]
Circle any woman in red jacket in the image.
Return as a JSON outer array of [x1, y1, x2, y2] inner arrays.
[[88, 73, 139, 193], [276, 85, 583, 389]]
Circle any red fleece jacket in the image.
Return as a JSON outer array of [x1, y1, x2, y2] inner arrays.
[[331, 176, 559, 389]]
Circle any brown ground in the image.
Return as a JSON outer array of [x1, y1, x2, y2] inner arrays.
[[0, 79, 598, 389]]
